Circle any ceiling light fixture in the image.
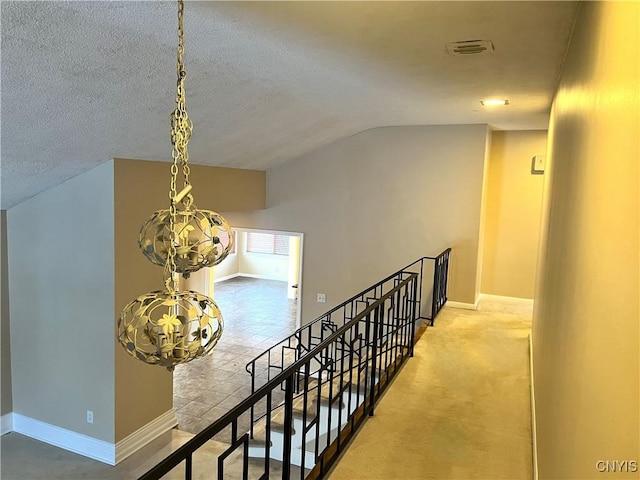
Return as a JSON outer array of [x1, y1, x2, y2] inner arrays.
[[481, 99, 509, 106], [117, 0, 232, 370]]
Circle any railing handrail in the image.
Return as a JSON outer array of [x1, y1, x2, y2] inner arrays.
[[138, 273, 419, 480], [245, 251, 450, 375]]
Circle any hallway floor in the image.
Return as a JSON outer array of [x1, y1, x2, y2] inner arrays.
[[0, 296, 533, 479], [327, 296, 533, 480]]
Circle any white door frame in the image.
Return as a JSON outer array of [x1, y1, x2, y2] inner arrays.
[[231, 227, 304, 330]]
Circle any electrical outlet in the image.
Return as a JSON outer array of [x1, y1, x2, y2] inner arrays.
[[317, 293, 326, 303], [87, 410, 94, 424]]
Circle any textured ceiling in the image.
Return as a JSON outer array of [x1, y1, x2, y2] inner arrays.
[[0, 1, 579, 209]]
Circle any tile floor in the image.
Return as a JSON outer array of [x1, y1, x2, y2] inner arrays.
[[173, 277, 297, 436]]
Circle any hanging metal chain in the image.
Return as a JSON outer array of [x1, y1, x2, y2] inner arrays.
[[172, 0, 193, 189], [166, 0, 193, 293]]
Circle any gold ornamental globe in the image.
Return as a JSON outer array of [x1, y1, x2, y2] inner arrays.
[[117, 290, 223, 370], [138, 204, 234, 277]]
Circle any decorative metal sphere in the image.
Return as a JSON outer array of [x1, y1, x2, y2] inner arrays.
[[139, 207, 234, 276], [117, 290, 223, 370]]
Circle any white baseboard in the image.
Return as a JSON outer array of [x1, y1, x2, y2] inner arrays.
[[115, 409, 177, 464], [480, 293, 534, 304], [529, 333, 538, 480], [214, 273, 241, 283], [215, 273, 286, 283], [11, 409, 177, 466], [238, 273, 286, 281], [12, 413, 116, 465], [1, 413, 13, 435], [445, 299, 479, 310]]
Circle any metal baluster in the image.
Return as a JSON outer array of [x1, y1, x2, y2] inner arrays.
[[300, 361, 310, 480], [185, 454, 192, 480], [250, 362, 256, 439], [281, 375, 294, 480], [264, 392, 272, 476], [369, 306, 380, 416], [410, 277, 418, 356]]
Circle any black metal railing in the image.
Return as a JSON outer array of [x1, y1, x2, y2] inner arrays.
[[429, 248, 451, 322], [245, 249, 451, 393], [139, 272, 420, 480]]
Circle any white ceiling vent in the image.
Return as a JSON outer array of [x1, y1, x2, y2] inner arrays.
[[446, 40, 494, 56]]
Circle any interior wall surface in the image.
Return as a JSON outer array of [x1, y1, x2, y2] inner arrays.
[[113, 158, 266, 441], [481, 130, 547, 298], [1, 210, 13, 417], [238, 248, 289, 282], [532, 2, 639, 478], [7, 162, 115, 442], [226, 124, 489, 324], [474, 128, 492, 302], [214, 231, 240, 280]]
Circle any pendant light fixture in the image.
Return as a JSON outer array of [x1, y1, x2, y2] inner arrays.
[[117, 0, 231, 370]]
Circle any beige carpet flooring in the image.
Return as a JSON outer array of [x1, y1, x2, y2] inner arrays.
[[327, 297, 533, 480]]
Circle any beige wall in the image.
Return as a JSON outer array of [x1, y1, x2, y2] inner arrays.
[[1, 210, 13, 417], [214, 231, 240, 281], [481, 130, 547, 298], [227, 125, 490, 323], [4, 158, 264, 444], [532, 2, 639, 479], [7, 162, 115, 442], [113, 158, 265, 441]]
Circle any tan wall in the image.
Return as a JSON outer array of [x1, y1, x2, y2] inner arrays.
[[1, 210, 13, 417], [214, 230, 240, 281], [532, 2, 639, 479], [7, 162, 115, 442], [113, 158, 265, 441], [481, 130, 547, 298], [227, 125, 490, 323]]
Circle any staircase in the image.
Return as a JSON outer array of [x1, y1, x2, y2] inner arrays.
[[138, 250, 450, 480], [247, 361, 380, 469]]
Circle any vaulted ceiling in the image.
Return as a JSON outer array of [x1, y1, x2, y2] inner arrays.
[[1, 1, 579, 209]]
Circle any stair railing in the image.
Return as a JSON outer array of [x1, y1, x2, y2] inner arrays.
[[245, 249, 451, 394], [139, 270, 420, 480]]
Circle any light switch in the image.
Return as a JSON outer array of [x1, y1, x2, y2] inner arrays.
[[531, 155, 545, 174]]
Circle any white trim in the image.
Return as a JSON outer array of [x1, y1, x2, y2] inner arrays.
[[214, 272, 242, 283], [11, 409, 177, 465], [12, 413, 116, 465], [479, 293, 534, 304], [445, 300, 478, 310], [115, 409, 177, 464], [1, 413, 13, 435], [215, 273, 285, 283], [237, 273, 281, 281], [529, 333, 538, 480]]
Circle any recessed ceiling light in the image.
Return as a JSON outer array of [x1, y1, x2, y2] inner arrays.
[[481, 99, 509, 106]]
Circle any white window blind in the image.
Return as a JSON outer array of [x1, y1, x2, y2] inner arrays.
[[247, 232, 289, 256]]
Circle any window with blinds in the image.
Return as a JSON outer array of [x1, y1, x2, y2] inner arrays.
[[246, 232, 289, 256]]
